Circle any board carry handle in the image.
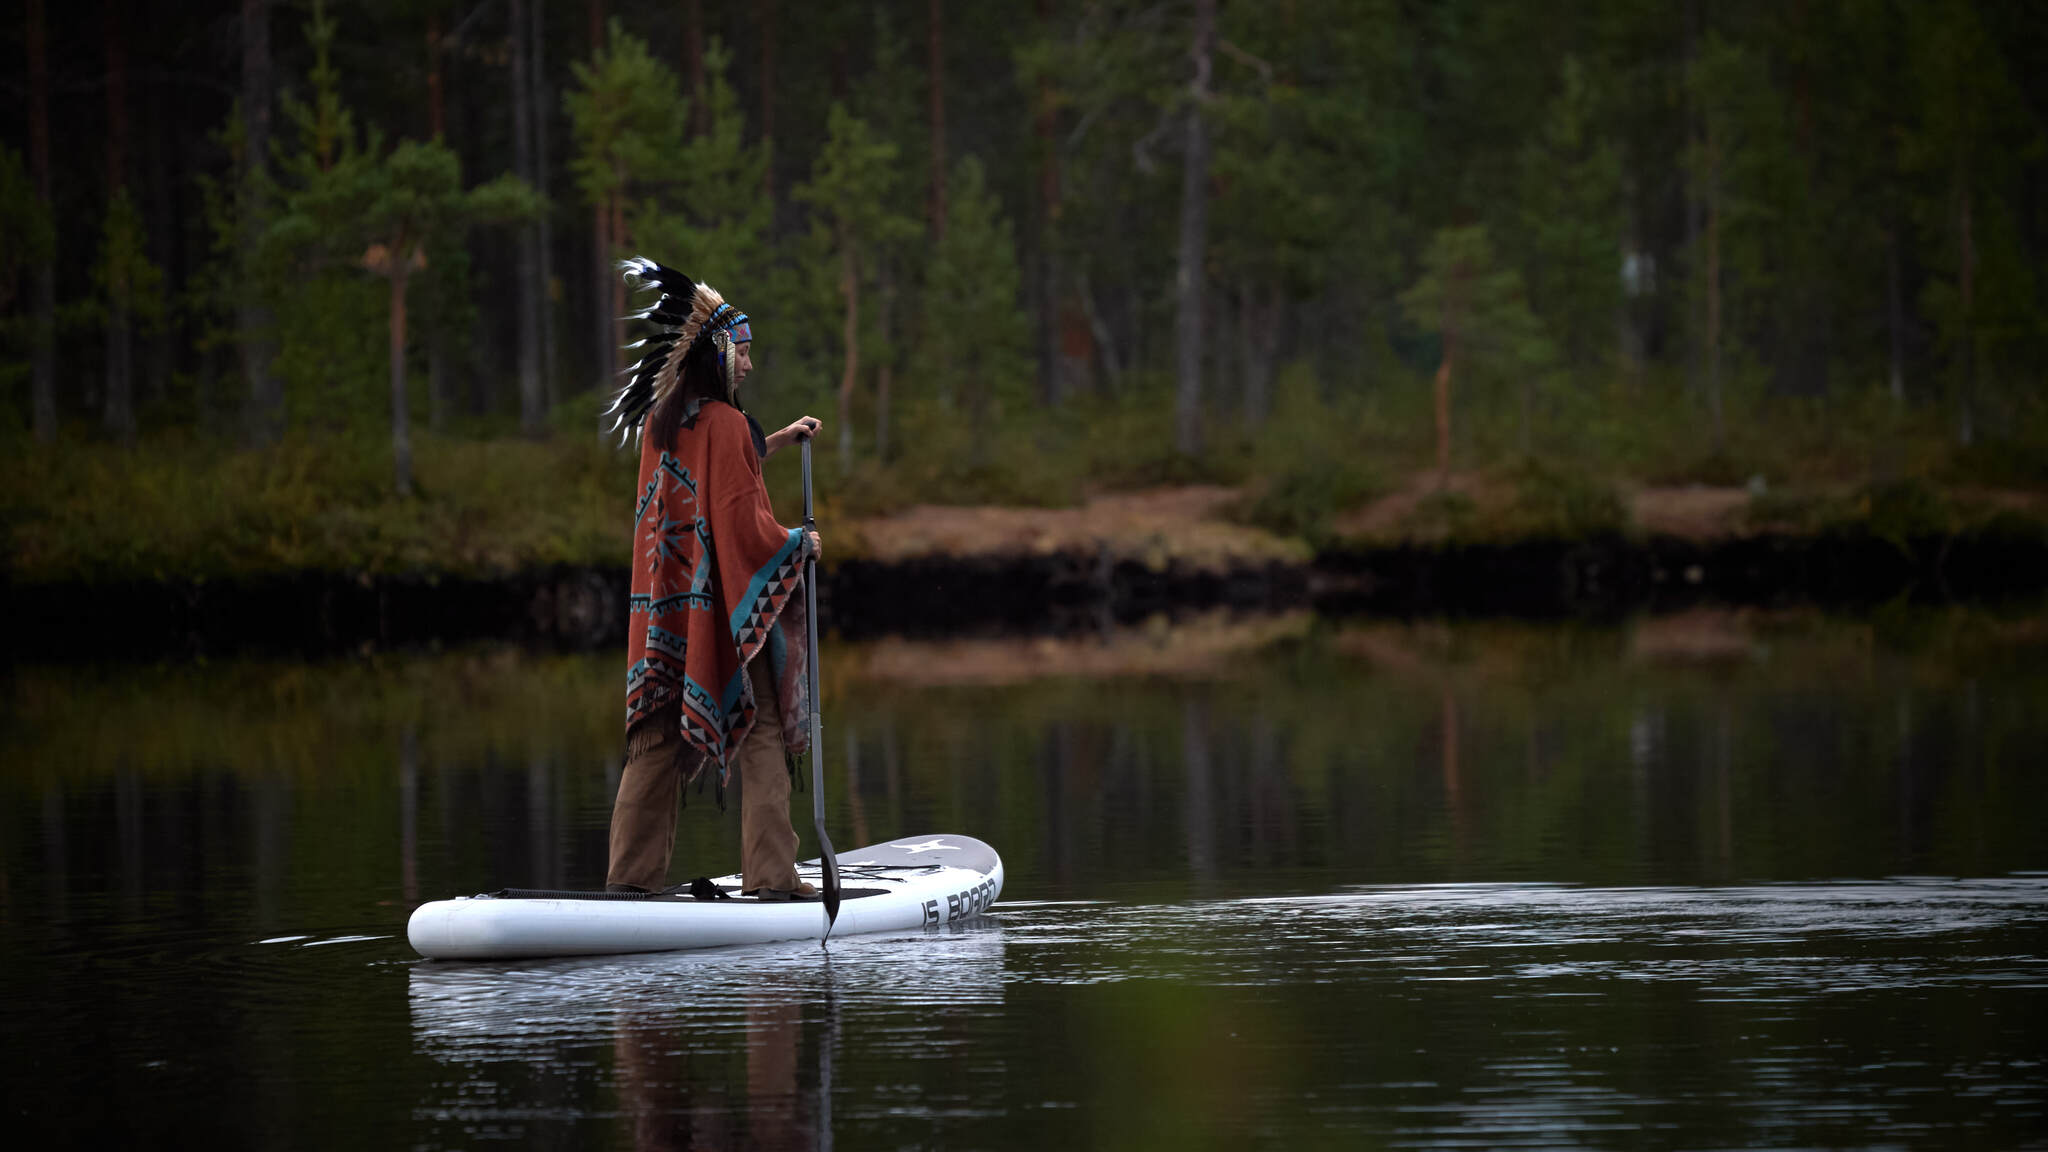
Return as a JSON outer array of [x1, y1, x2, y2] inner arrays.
[[800, 432, 842, 939]]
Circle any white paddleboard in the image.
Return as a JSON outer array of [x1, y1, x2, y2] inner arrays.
[[407, 834, 1003, 960]]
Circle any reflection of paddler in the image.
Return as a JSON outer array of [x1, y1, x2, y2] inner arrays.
[[746, 995, 805, 1151], [602, 258, 825, 900], [613, 1011, 731, 1151], [611, 993, 817, 1152]]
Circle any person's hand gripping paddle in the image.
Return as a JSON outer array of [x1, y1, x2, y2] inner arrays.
[[799, 431, 842, 941]]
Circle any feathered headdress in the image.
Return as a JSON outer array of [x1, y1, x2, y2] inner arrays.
[[603, 256, 754, 441]]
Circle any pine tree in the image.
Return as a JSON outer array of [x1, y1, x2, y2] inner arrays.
[[627, 38, 770, 293], [1401, 226, 1552, 483], [268, 2, 538, 493], [1903, 0, 2045, 446], [565, 22, 687, 409], [0, 146, 56, 420], [92, 188, 165, 443], [794, 104, 915, 474], [1516, 58, 1623, 376], [921, 156, 1032, 463]]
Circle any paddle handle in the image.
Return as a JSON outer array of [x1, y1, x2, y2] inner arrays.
[[800, 435, 841, 937]]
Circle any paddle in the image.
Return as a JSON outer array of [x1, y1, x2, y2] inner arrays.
[[800, 433, 842, 940]]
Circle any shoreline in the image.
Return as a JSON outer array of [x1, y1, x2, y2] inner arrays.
[[11, 522, 2045, 660]]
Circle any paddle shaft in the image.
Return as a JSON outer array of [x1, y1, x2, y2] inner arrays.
[[800, 436, 842, 936]]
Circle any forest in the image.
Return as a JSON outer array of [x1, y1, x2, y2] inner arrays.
[[4, 0, 2047, 582]]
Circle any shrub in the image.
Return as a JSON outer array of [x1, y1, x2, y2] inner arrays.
[[1503, 456, 1629, 540], [1230, 364, 1386, 545]]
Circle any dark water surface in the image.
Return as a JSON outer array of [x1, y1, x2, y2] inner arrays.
[[5, 609, 2046, 1149]]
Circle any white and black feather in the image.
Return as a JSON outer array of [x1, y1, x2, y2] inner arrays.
[[605, 256, 723, 439]]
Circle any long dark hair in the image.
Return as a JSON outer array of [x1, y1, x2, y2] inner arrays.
[[643, 339, 727, 448]]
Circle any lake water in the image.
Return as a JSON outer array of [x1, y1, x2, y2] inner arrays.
[[5, 608, 2046, 1149]]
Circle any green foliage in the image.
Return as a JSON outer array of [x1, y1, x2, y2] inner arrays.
[[1686, 35, 1795, 374], [4, 431, 636, 583], [245, 0, 537, 483], [918, 157, 1033, 444], [564, 22, 683, 220], [791, 103, 919, 466], [192, 105, 271, 399], [1400, 489, 1480, 542], [1903, 0, 2047, 404], [93, 189, 166, 329], [275, 135, 536, 274], [1864, 477, 1954, 546], [1401, 227, 1551, 376], [268, 273, 386, 431], [1514, 58, 1622, 371], [12, 0, 2048, 566], [1233, 365, 1386, 544], [1401, 225, 1554, 460], [1062, 375, 1247, 490], [627, 38, 770, 289], [0, 146, 53, 311], [1502, 457, 1629, 541], [795, 105, 910, 269], [1744, 476, 2048, 551], [279, 0, 357, 176]]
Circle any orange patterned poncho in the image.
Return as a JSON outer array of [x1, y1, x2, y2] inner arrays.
[[624, 399, 810, 783]]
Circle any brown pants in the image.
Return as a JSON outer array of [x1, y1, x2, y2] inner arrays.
[[606, 657, 800, 893]]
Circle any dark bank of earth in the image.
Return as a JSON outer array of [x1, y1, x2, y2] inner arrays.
[[12, 527, 2048, 660]]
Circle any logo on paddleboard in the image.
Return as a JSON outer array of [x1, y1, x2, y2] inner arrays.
[[892, 839, 960, 855]]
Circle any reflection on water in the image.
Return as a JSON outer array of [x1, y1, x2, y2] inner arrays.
[[407, 921, 1007, 1051], [408, 923, 1005, 1149], [3, 608, 2047, 1148]]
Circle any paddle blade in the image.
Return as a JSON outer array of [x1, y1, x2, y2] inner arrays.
[[819, 826, 842, 935]]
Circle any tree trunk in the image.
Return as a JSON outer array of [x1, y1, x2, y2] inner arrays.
[[426, 13, 445, 138], [1705, 124, 1724, 456], [1518, 374, 1533, 457], [685, 0, 707, 136], [1681, 0, 1702, 407], [589, 0, 612, 427], [1173, 0, 1216, 457], [1034, 0, 1060, 406], [1240, 285, 1279, 428], [1617, 207, 1644, 393], [875, 260, 893, 462], [1434, 334, 1455, 486], [928, 0, 946, 239], [1434, 257, 1465, 487], [429, 339, 449, 432], [837, 234, 859, 474], [241, 0, 281, 446], [390, 269, 415, 496], [593, 196, 614, 420], [509, 0, 545, 434], [1886, 225, 1904, 406], [1078, 272, 1123, 395], [1956, 180, 1975, 446], [143, 69, 176, 415], [760, 0, 776, 205], [103, 6, 135, 444], [27, 0, 57, 442], [610, 186, 627, 339], [533, 0, 558, 408], [106, 293, 135, 444]]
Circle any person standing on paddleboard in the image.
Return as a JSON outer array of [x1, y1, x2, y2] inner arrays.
[[601, 257, 825, 900]]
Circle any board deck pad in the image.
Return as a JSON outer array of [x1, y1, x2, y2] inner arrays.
[[408, 834, 1003, 960]]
